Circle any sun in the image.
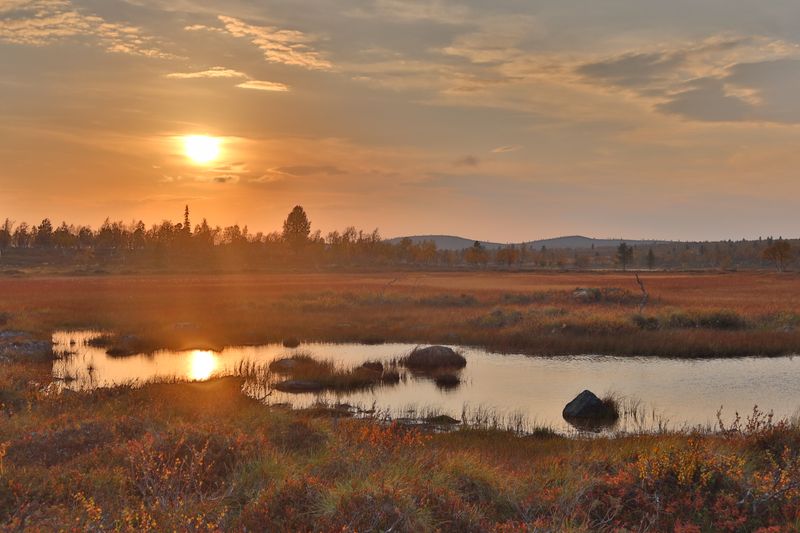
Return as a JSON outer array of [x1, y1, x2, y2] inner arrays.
[[183, 135, 221, 164]]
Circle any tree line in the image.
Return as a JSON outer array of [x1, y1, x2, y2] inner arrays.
[[0, 206, 795, 271]]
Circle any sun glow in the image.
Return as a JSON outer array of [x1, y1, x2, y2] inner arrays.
[[183, 135, 221, 164], [188, 350, 218, 381]]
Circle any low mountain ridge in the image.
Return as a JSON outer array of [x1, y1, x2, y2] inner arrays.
[[386, 234, 668, 251]]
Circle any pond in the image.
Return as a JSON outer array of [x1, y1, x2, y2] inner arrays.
[[52, 330, 800, 433]]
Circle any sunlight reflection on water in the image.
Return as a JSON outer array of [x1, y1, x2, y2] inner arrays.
[[51, 330, 800, 433], [188, 350, 218, 381]]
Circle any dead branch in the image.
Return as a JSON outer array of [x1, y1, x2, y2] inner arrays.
[[635, 272, 649, 313]]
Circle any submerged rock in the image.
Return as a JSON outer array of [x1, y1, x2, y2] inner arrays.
[[269, 358, 300, 373], [562, 390, 618, 420], [425, 414, 461, 425], [274, 380, 324, 393], [282, 337, 301, 348], [360, 361, 384, 373], [433, 372, 461, 389], [403, 346, 466, 370]]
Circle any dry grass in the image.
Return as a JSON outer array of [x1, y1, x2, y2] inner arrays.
[[1, 271, 800, 357], [2, 370, 799, 531], [4, 272, 800, 529]]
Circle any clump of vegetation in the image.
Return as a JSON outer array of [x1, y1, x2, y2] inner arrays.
[[632, 309, 748, 331], [697, 310, 747, 330], [572, 287, 638, 304], [86, 333, 143, 356], [471, 308, 523, 328], [268, 354, 401, 393], [631, 313, 660, 330], [500, 292, 550, 305], [418, 293, 478, 307]]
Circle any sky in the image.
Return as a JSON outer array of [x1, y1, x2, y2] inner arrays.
[[1, 0, 800, 242]]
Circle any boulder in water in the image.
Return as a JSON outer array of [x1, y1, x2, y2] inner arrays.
[[562, 390, 618, 420], [274, 380, 324, 393], [403, 346, 466, 370]]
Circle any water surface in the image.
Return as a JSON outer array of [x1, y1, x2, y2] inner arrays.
[[52, 330, 800, 433]]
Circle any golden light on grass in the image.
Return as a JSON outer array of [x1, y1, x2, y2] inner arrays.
[[188, 350, 218, 381], [182, 135, 221, 164]]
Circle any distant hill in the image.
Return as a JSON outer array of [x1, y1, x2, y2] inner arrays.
[[385, 235, 504, 250], [386, 234, 669, 251]]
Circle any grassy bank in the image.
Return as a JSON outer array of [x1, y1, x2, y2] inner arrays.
[[3, 272, 800, 529], [1, 370, 799, 531], [1, 271, 800, 357]]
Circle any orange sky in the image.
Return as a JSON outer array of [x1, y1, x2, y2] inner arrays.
[[2, 1, 800, 241]]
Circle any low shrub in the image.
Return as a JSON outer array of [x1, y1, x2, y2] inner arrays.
[[269, 420, 327, 454], [471, 309, 523, 329], [631, 314, 660, 331], [237, 477, 326, 531], [572, 287, 639, 305], [418, 293, 479, 307], [634, 310, 747, 331], [696, 310, 746, 330], [126, 428, 242, 506], [500, 292, 549, 305]]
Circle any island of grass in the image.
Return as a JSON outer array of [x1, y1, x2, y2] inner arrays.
[[268, 353, 401, 393]]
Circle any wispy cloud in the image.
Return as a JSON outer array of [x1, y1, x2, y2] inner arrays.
[[347, 0, 469, 23], [0, 0, 172, 58], [236, 80, 289, 92], [271, 165, 345, 176], [187, 15, 331, 70], [167, 65, 289, 92], [576, 35, 800, 123], [492, 145, 521, 153], [166, 66, 247, 79], [454, 155, 479, 167]]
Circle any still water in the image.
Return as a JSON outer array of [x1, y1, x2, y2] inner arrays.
[[52, 330, 800, 433]]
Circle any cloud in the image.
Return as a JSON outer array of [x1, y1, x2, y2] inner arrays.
[[657, 59, 800, 123], [236, 80, 289, 92], [0, 0, 172, 58], [166, 65, 289, 92], [271, 165, 345, 176], [656, 77, 752, 122], [577, 51, 685, 88], [166, 67, 247, 79], [212, 175, 239, 184], [454, 155, 479, 167], [491, 145, 521, 153], [440, 15, 541, 65], [347, 0, 469, 23], [575, 35, 800, 123], [187, 15, 331, 70]]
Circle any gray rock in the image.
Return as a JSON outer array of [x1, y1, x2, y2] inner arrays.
[[404, 346, 466, 370], [562, 390, 617, 420], [0, 330, 28, 339]]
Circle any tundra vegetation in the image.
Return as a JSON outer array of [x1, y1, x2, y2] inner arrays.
[[2, 271, 800, 530]]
